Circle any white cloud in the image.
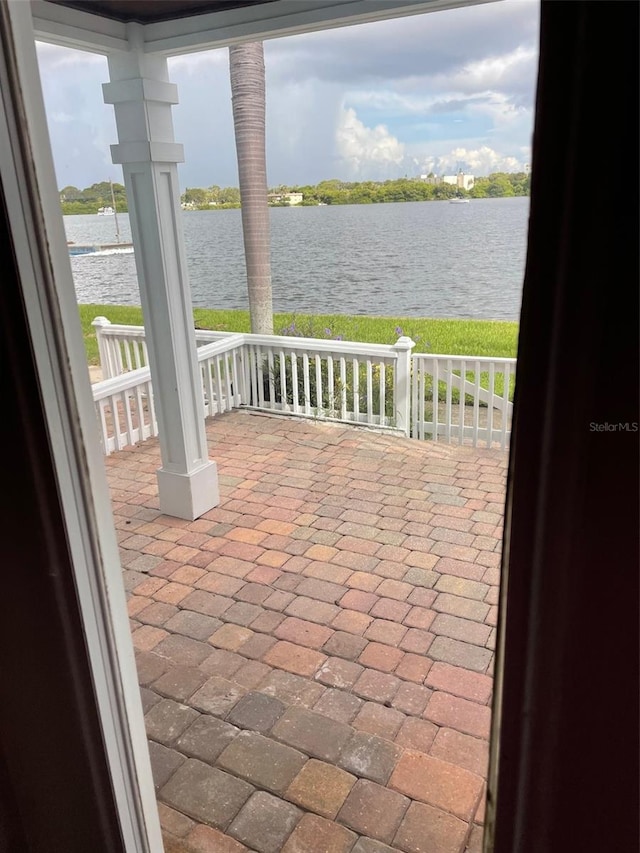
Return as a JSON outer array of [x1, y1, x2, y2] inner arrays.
[[36, 41, 105, 70], [443, 46, 538, 100], [418, 145, 529, 176], [168, 49, 227, 74], [336, 106, 405, 177], [34, 1, 538, 187]]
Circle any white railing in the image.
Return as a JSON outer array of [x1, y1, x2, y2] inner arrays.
[[92, 317, 149, 379], [411, 354, 515, 450], [92, 335, 246, 454], [199, 335, 246, 417], [91, 318, 515, 455], [91, 316, 234, 379], [240, 334, 413, 431], [92, 366, 158, 455]]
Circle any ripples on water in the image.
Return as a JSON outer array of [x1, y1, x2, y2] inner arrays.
[[65, 197, 528, 321]]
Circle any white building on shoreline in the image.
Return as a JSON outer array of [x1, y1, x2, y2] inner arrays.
[[443, 171, 475, 191]]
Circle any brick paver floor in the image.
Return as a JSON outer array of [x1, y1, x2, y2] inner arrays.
[[109, 411, 506, 853]]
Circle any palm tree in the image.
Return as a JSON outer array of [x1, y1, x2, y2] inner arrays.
[[229, 41, 273, 334]]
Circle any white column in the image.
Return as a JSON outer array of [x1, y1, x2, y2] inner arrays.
[[104, 26, 218, 520]]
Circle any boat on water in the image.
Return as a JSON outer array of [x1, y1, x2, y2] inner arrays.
[[68, 241, 133, 256], [69, 179, 133, 255], [449, 196, 470, 204]]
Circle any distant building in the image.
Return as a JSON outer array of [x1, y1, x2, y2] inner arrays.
[[443, 171, 475, 191], [419, 174, 441, 184], [268, 192, 303, 205]]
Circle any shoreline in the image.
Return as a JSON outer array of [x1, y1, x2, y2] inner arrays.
[[63, 195, 529, 216], [79, 303, 518, 367]]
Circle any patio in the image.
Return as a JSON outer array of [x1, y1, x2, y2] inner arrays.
[[111, 410, 505, 853]]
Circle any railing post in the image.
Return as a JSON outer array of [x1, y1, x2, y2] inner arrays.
[[92, 316, 115, 379], [393, 336, 415, 436]]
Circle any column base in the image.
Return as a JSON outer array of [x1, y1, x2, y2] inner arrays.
[[156, 460, 219, 520]]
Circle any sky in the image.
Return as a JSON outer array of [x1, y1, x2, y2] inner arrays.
[[35, 0, 539, 191]]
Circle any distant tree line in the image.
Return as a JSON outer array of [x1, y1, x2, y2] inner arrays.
[[60, 172, 530, 214], [181, 173, 530, 208], [181, 185, 242, 208], [59, 181, 128, 214], [285, 173, 530, 205]]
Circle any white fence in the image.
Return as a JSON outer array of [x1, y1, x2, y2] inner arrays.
[[92, 316, 233, 379], [92, 367, 157, 455], [412, 354, 514, 451], [91, 318, 515, 455], [239, 333, 413, 431]]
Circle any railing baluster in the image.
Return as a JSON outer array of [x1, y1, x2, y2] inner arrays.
[[134, 380, 145, 440], [106, 338, 117, 378], [224, 353, 233, 411], [233, 348, 242, 405], [114, 339, 124, 375], [267, 349, 276, 410], [411, 357, 417, 438], [257, 346, 265, 408], [366, 359, 373, 424], [419, 359, 426, 441], [501, 362, 510, 450], [123, 389, 135, 444], [205, 357, 215, 417], [422, 359, 428, 439], [279, 349, 288, 411], [459, 359, 466, 445], [445, 358, 452, 443], [215, 355, 224, 415], [488, 361, 496, 447], [291, 352, 300, 414], [473, 360, 481, 447], [353, 358, 359, 423], [340, 357, 347, 420], [249, 346, 258, 408], [232, 347, 240, 403], [314, 353, 322, 414], [379, 361, 386, 426], [112, 393, 123, 451], [433, 359, 439, 441], [199, 363, 206, 417], [303, 353, 311, 415], [98, 399, 110, 453], [326, 355, 334, 415]]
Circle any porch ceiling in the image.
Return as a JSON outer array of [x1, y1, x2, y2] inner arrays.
[[44, 0, 276, 25], [33, 0, 499, 55]]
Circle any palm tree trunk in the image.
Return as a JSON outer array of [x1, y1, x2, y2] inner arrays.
[[229, 42, 273, 334]]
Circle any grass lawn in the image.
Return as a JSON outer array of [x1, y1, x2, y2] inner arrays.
[[79, 304, 519, 365]]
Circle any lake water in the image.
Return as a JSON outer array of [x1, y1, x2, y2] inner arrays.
[[64, 196, 528, 321]]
